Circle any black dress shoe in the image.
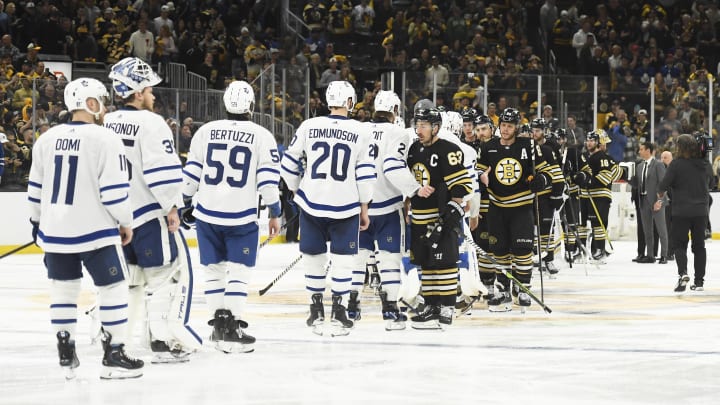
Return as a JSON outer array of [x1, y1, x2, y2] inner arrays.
[[632, 255, 645, 262], [637, 256, 655, 263], [658, 256, 668, 264], [667, 254, 675, 261]]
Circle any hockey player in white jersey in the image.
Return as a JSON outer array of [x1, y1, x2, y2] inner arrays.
[[181, 80, 281, 353], [104, 57, 201, 362], [348, 90, 433, 330], [280, 80, 376, 336], [27, 77, 143, 379]]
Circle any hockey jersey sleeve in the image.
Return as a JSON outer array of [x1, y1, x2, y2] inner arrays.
[[355, 133, 377, 204], [280, 125, 307, 192], [27, 139, 45, 223], [98, 136, 133, 227], [140, 118, 183, 212], [594, 156, 621, 186], [180, 125, 206, 199], [382, 129, 420, 198], [256, 130, 281, 206], [537, 144, 565, 198]]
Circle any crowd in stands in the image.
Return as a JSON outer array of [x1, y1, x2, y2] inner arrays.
[[3, 0, 720, 191]]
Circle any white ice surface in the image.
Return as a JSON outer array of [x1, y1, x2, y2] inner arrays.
[[0, 241, 718, 404]]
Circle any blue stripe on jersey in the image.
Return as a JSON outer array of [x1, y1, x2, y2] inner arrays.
[[103, 195, 128, 206], [357, 163, 374, 170], [144, 164, 182, 175], [50, 303, 77, 308], [122, 139, 135, 147], [102, 318, 128, 326], [281, 164, 300, 176], [100, 303, 128, 310], [28, 196, 40, 203], [356, 175, 376, 181], [196, 203, 256, 219], [296, 189, 360, 212], [51, 319, 76, 324], [134, 202, 162, 219], [383, 157, 405, 164], [148, 178, 182, 188], [369, 195, 403, 209], [384, 166, 406, 174], [28, 181, 41, 188], [100, 183, 129, 193], [186, 161, 202, 169], [258, 180, 279, 188], [39, 228, 120, 244], [257, 167, 280, 175], [182, 169, 201, 183], [283, 154, 301, 165]]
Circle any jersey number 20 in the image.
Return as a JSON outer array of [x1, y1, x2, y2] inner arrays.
[[311, 141, 350, 181]]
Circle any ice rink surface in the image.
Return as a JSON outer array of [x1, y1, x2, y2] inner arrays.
[[1, 240, 718, 405]]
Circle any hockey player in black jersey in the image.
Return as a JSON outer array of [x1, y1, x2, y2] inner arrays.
[[476, 108, 562, 312], [573, 130, 623, 260], [556, 128, 584, 262], [530, 118, 565, 275], [406, 100, 473, 329]]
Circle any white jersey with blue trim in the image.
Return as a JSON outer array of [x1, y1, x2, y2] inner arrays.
[[280, 114, 376, 219], [366, 120, 419, 216], [181, 119, 280, 226], [27, 122, 132, 253], [104, 107, 183, 227], [438, 129, 478, 204]]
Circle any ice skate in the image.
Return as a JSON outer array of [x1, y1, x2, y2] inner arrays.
[[100, 333, 143, 379], [347, 290, 361, 321], [410, 304, 441, 330], [150, 340, 192, 363], [438, 306, 454, 330], [690, 284, 704, 292], [379, 291, 406, 331], [306, 293, 325, 336], [57, 331, 79, 380], [488, 285, 512, 312], [544, 261, 559, 278], [222, 315, 255, 353], [455, 294, 479, 316], [329, 295, 354, 337], [674, 275, 690, 293]]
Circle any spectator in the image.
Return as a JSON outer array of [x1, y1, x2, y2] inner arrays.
[[351, 0, 374, 39], [153, 4, 174, 37], [606, 115, 627, 163], [425, 55, 449, 96], [318, 56, 341, 94], [11, 77, 38, 109], [678, 98, 701, 133], [0, 34, 19, 63], [566, 114, 585, 147], [128, 19, 154, 62]]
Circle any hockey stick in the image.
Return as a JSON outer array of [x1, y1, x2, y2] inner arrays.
[[258, 211, 299, 250], [258, 253, 303, 296], [585, 189, 614, 253], [462, 230, 552, 313], [529, 139, 545, 301], [0, 241, 35, 260]]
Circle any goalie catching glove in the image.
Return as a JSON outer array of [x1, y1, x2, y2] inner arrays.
[[424, 200, 465, 248]]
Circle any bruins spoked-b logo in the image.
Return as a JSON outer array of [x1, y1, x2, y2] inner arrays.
[[412, 163, 430, 186], [495, 157, 522, 186]]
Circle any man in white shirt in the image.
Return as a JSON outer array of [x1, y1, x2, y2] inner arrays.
[[128, 20, 154, 62]]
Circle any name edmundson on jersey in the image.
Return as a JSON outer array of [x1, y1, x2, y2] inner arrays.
[[209, 129, 255, 143], [307, 128, 359, 143]]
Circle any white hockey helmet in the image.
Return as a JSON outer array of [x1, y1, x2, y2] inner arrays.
[[108, 57, 162, 98], [326, 80, 356, 110], [374, 90, 398, 113], [223, 80, 255, 114], [64, 77, 110, 119]]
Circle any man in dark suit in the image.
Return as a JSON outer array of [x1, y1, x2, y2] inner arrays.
[[636, 142, 669, 263]]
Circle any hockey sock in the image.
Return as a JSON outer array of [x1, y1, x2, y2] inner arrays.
[[203, 263, 226, 315], [376, 251, 402, 301], [97, 281, 130, 345], [329, 253, 354, 301], [351, 249, 372, 291], [50, 279, 81, 336], [304, 253, 328, 299], [225, 262, 251, 318]]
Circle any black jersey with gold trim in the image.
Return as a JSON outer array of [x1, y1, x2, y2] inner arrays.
[[579, 150, 622, 200], [475, 137, 558, 208], [407, 138, 472, 225]]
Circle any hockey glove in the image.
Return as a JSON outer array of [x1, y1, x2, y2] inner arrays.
[[179, 197, 196, 230], [441, 200, 464, 235], [573, 172, 590, 187], [30, 219, 39, 244], [528, 174, 549, 192]]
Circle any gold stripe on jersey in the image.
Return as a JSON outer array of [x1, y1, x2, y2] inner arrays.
[[479, 199, 489, 213], [580, 188, 613, 199], [421, 268, 458, 296], [487, 188, 535, 207], [410, 207, 440, 225]]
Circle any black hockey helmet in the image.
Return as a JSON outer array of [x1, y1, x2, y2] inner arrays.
[[547, 117, 561, 131], [474, 114, 494, 127], [413, 98, 442, 125], [553, 127, 567, 139], [586, 129, 601, 142], [530, 117, 546, 129], [519, 123, 532, 135], [460, 107, 477, 122], [499, 107, 520, 125]]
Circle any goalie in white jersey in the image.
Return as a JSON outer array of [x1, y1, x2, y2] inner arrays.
[[181, 80, 281, 353], [27, 78, 143, 379], [280, 80, 376, 336], [349, 90, 433, 331], [105, 57, 201, 362]]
